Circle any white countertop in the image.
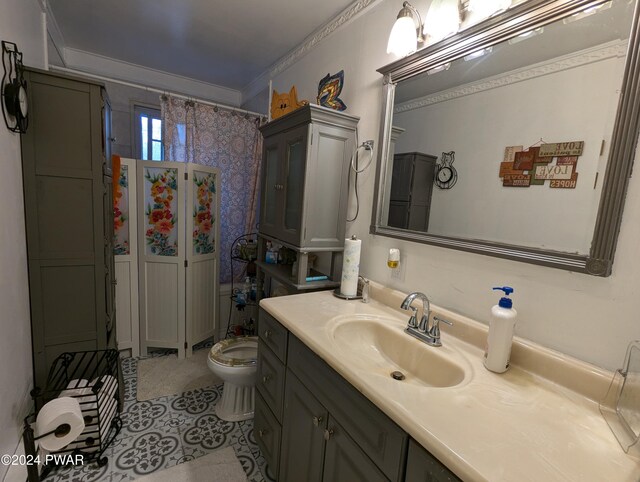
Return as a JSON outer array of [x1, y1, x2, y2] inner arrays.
[[260, 289, 640, 482]]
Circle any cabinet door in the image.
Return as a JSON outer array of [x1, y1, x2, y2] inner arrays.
[[405, 439, 461, 482], [323, 416, 389, 482], [279, 125, 308, 245], [390, 154, 414, 202], [22, 71, 108, 389], [255, 391, 282, 478], [260, 136, 281, 239], [279, 371, 327, 482], [407, 154, 436, 232]]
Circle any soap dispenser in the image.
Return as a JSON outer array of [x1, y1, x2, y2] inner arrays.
[[484, 286, 517, 373]]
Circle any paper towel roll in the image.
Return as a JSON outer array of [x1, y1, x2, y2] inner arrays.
[[36, 397, 85, 451], [340, 237, 361, 296]]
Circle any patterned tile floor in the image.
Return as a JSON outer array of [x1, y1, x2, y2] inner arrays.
[[44, 349, 275, 482]]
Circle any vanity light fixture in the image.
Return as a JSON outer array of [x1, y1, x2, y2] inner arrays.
[[423, 0, 462, 44], [387, 1, 426, 57], [563, 1, 612, 23]]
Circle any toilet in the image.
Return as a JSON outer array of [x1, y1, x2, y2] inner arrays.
[[207, 336, 259, 422]]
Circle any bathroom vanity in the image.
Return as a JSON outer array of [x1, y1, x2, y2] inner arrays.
[[255, 285, 639, 481], [256, 307, 458, 482]]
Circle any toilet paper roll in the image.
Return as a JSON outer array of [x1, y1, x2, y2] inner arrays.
[[340, 237, 361, 297], [36, 397, 85, 451]]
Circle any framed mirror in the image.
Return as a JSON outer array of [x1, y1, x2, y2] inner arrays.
[[371, 0, 640, 276]]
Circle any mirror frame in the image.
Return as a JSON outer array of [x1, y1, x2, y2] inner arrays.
[[371, 0, 640, 276]]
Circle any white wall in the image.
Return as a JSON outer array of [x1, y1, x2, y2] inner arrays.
[[103, 80, 163, 159], [393, 51, 622, 253], [262, 0, 640, 371], [0, 0, 47, 479]]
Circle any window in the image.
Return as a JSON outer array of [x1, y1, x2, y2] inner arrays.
[[134, 105, 163, 161]]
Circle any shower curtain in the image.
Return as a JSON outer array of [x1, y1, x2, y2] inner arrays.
[[161, 96, 263, 282]]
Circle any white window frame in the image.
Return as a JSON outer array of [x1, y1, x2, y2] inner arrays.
[[133, 104, 164, 161]]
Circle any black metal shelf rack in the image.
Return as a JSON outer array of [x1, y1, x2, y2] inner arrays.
[[24, 349, 122, 481]]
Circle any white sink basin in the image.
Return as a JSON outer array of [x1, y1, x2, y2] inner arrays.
[[327, 314, 468, 388]]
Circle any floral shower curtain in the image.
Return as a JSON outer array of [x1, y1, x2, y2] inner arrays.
[[161, 96, 263, 282]]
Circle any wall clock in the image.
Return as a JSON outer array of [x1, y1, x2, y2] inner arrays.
[[2, 41, 28, 134], [435, 151, 458, 189]]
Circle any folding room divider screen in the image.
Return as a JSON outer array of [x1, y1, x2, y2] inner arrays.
[[114, 159, 220, 358]]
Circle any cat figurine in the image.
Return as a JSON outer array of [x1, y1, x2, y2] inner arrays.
[[270, 86, 308, 120], [317, 70, 347, 111]]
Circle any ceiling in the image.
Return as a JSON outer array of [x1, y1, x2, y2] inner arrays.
[[48, 0, 356, 91]]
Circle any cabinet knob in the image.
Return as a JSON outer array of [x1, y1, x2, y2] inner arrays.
[[323, 429, 334, 441], [262, 375, 271, 383], [264, 329, 272, 339], [258, 429, 268, 437], [312, 416, 323, 427]]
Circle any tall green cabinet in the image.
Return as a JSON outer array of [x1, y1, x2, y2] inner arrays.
[[21, 69, 117, 390]]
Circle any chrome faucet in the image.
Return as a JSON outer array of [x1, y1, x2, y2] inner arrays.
[[400, 292, 452, 347], [358, 276, 370, 303]]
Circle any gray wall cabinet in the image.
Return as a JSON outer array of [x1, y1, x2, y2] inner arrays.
[[258, 105, 359, 249], [256, 308, 462, 481], [256, 105, 359, 294], [21, 69, 116, 390]]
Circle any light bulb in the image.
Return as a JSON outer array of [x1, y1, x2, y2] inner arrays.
[[423, 0, 461, 43], [387, 16, 418, 56]]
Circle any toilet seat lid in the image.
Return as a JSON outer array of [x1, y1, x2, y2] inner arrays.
[[209, 336, 258, 367]]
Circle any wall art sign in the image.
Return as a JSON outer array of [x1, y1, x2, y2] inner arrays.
[[503, 174, 531, 187], [499, 142, 582, 189], [503, 145, 523, 163], [499, 162, 520, 178], [513, 149, 537, 170], [534, 164, 575, 180], [556, 156, 578, 166], [539, 141, 584, 157], [550, 172, 579, 189]]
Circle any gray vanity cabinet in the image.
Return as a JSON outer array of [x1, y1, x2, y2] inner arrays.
[[21, 69, 116, 390], [257, 308, 463, 482], [323, 416, 389, 482], [258, 105, 358, 249], [280, 355, 391, 482], [255, 310, 289, 478], [405, 440, 462, 482], [279, 373, 327, 482]]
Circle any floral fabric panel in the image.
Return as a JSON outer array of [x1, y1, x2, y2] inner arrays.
[[193, 171, 216, 255], [114, 165, 130, 255], [144, 167, 178, 256]]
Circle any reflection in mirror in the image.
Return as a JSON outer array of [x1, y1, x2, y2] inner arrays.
[[373, 0, 639, 274]]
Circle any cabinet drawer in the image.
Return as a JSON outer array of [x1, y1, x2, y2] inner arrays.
[[288, 336, 407, 481], [405, 439, 461, 482], [259, 308, 288, 362], [255, 391, 282, 478], [257, 339, 286, 421]]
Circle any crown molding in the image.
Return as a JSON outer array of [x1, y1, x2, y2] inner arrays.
[[394, 40, 628, 114]]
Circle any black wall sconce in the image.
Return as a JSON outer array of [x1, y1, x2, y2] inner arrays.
[[2, 40, 28, 134]]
